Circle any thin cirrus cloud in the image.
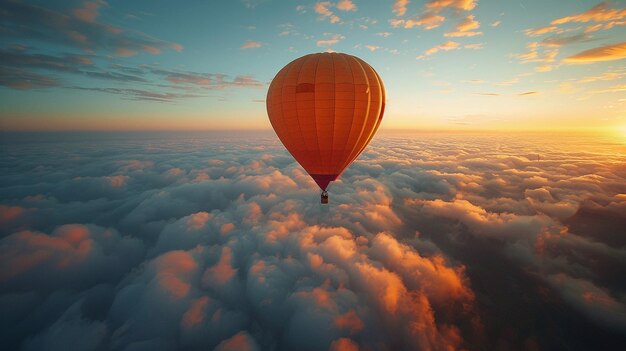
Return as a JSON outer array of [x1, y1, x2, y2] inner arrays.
[[0, 0, 183, 56], [317, 33, 346, 47], [517, 2, 626, 72], [0, 1, 265, 100], [389, 13, 445, 30], [419, 41, 460, 58], [2, 132, 624, 349], [241, 40, 263, 49]]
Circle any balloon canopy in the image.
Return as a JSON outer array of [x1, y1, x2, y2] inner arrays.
[[266, 52, 385, 193]]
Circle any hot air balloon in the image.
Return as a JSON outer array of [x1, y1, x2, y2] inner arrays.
[[266, 52, 385, 204]]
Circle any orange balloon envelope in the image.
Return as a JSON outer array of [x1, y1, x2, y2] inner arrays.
[[266, 52, 386, 197]]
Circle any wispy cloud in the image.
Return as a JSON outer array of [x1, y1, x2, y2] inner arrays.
[[444, 15, 482, 37], [576, 70, 625, 83], [240, 40, 262, 49], [524, 26, 560, 36], [473, 92, 500, 96], [419, 41, 460, 58], [316, 33, 345, 47], [390, 13, 445, 30], [464, 43, 483, 49], [0, 1, 182, 57], [540, 33, 593, 47], [590, 84, 626, 93], [564, 41, 626, 63], [426, 0, 476, 11], [69, 87, 203, 102], [551, 1, 626, 25], [0, 67, 60, 90]]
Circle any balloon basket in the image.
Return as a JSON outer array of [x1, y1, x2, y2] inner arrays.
[[321, 190, 329, 204]]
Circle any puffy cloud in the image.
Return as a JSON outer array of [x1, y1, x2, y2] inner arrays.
[[0, 224, 144, 292], [548, 274, 626, 332], [315, 1, 341, 23], [2, 131, 626, 350], [564, 41, 626, 63], [392, 0, 410, 16], [336, 0, 357, 12], [214, 331, 260, 351]]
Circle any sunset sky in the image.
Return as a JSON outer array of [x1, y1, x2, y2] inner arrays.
[[1, 0, 625, 131], [3, 2, 626, 350]]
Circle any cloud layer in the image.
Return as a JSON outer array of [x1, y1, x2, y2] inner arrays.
[[1, 131, 626, 350]]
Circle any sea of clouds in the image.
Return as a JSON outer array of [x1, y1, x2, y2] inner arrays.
[[1, 131, 625, 350]]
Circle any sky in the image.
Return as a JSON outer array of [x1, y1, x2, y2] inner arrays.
[[1, 131, 625, 350], [0, 0, 625, 132]]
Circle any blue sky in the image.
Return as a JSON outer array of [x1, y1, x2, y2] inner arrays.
[[0, 0, 625, 131]]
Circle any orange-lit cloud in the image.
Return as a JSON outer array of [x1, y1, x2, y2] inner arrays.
[[390, 13, 445, 29], [329, 338, 359, 351], [181, 296, 210, 329], [317, 33, 345, 47], [551, 1, 626, 25], [334, 310, 364, 334], [203, 247, 237, 285], [0, 205, 25, 224], [564, 41, 626, 63], [186, 211, 211, 230], [392, 0, 410, 16], [524, 25, 559, 36], [445, 14, 482, 37], [105, 175, 127, 188], [315, 1, 341, 23], [426, 0, 476, 11], [214, 331, 259, 351], [155, 250, 198, 299], [422, 41, 460, 57], [240, 40, 262, 49], [73, 0, 104, 22], [336, 0, 357, 12]]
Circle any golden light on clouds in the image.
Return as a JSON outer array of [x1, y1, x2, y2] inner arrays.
[[565, 42, 626, 63]]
